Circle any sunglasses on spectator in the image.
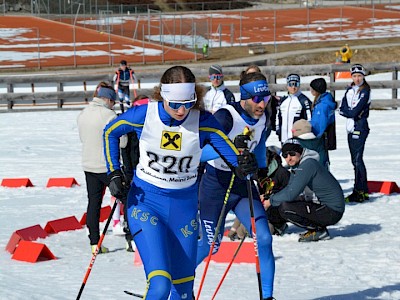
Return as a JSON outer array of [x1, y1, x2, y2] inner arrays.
[[209, 74, 223, 80], [282, 151, 298, 158], [166, 99, 197, 110], [251, 95, 271, 104], [287, 81, 300, 87]]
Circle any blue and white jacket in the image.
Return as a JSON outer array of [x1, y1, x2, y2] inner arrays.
[[339, 83, 371, 134], [276, 91, 312, 143]]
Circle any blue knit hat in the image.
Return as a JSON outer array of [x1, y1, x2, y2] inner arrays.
[[97, 87, 116, 101], [286, 74, 300, 84]]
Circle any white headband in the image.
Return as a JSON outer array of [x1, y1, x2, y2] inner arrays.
[[161, 83, 196, 101]]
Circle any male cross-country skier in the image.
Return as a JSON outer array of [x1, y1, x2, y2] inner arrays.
[[196, 72, 275, 300]]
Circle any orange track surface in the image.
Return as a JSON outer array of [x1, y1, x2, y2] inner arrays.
[[0, 5, 399, 70], [0, 16, 196, 69]]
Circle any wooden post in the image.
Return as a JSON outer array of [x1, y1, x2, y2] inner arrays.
[[57, 82, 64, 108], [7, 83, 14, 110], [31, 83, 36, 105], [392, 69, 398, 110], [269, 74, 277, 95], [330, 71, 336, 101], [83, 81, 88, 103]]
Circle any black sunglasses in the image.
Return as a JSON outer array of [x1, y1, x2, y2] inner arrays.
[[282, 151, 298, 158]]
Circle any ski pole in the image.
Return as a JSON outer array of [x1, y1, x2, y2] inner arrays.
[[131, 79, 138, 99], [129, 69, 137, 98], [246, 175, 263, 300], [211, 237, 246, 300], [114, 71, 125, 113], [234, 129, 263, 299], [196, 173, 235, 300], [124, 290, 144, 298], [76, 199, 119, 300]]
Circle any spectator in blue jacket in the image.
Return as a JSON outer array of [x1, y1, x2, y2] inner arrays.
[[309, 78, 337, 167], [339, 64, 371, 203], [309, 78, 336, 138]]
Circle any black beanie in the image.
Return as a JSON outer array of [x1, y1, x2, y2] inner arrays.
[[310, 78, 327, 94], [281, 139, 303, 155]]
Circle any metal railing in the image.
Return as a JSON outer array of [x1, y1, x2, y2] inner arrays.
[[1, 62, 398, 111], [1, 0, 397, 16]]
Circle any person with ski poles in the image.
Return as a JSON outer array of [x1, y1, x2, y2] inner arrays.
[[103, 65, 257, 300], [113, 59, 137, 111], [196, 72, 275, 300]]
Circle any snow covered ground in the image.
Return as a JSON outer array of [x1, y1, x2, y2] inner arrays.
[[0, 106, 400, 299]]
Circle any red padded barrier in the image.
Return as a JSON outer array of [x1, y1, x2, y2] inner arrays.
[[5, 225, 48, 254], [368, 181, 400, 195], [44, 216, 83, 234], [209, 241, 256, 264], [12, 241, 56, 263], [1, 178, 34, 187], [80, 205, 112, 225], [46, 177, 79, 188]]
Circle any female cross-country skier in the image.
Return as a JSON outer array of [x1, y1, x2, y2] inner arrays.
[[103, 65, 257, 300]]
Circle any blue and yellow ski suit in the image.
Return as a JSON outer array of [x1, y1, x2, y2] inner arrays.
[[104, 101, 238, 299]]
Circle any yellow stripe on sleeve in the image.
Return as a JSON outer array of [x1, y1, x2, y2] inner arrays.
[[199, 126, 239, 155], [104, 120, 143, 172]]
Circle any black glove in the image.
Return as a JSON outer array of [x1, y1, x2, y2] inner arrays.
[[233, 134, 250, 151], [108, 170, 129, 200], [235, 149, 258, 180]]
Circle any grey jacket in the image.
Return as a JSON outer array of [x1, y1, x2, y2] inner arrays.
[[77, 97, 117, 173], [270, 149, 345, 213]]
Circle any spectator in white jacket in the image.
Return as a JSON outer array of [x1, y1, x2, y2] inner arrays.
[[203, 64, 235, 113], [77, 82, 118, 254], [276, 74, 312, 144]]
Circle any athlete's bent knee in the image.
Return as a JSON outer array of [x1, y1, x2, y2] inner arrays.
[[147, 276, 171, 299]]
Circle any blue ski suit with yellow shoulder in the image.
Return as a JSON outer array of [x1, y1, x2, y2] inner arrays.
[[104, 101, 239, 300], [197, 102, 275, 298]]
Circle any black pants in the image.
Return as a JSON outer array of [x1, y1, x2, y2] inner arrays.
[[267, 200, 343, 231], [348, 130, 369, 193], [84, 171, 109, 245]]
